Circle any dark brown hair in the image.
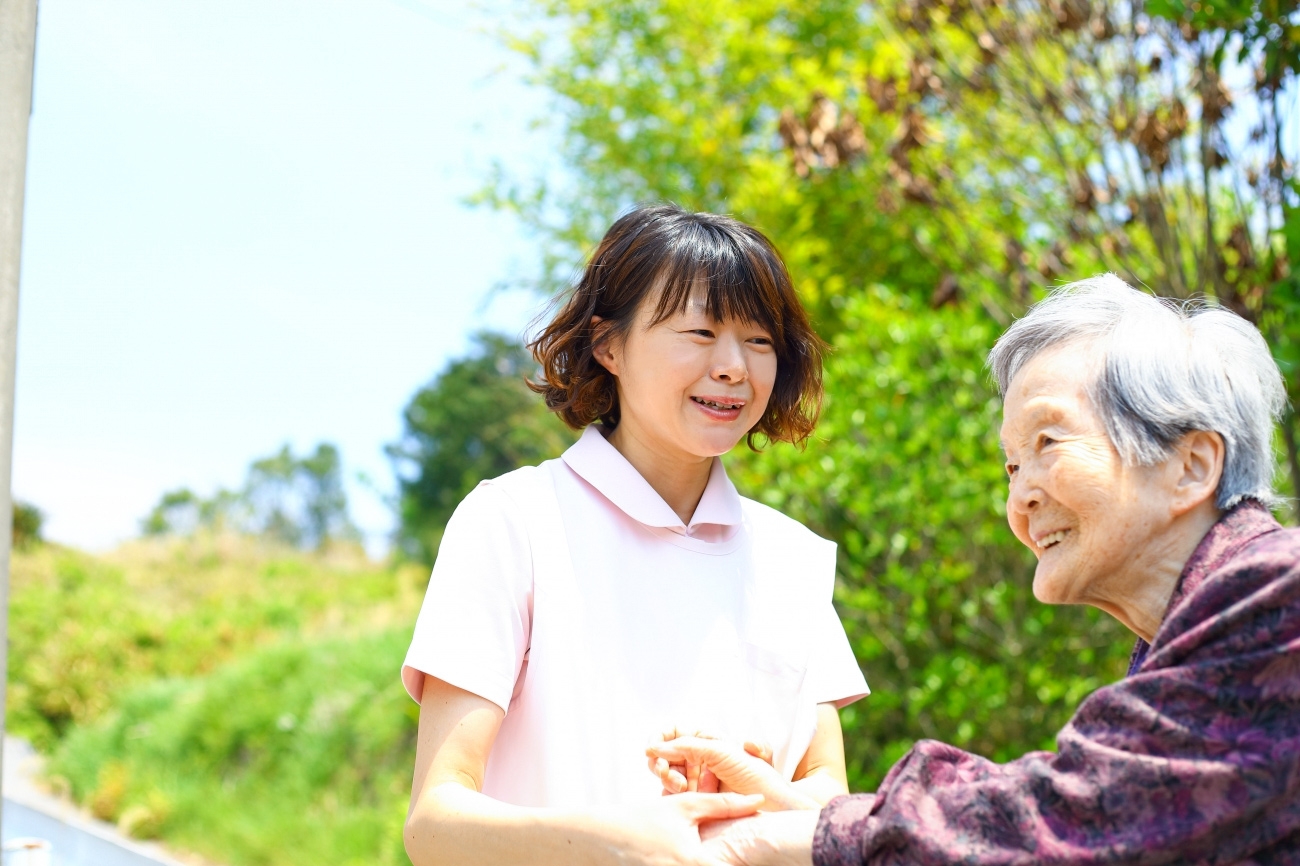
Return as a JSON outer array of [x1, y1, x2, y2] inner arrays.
[[528, 203, 824, 447]]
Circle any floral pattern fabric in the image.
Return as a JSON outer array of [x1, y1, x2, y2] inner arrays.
[[814, 501, 1300, 865]]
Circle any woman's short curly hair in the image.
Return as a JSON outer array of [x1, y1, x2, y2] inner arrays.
[[528, 203, 824, 448]]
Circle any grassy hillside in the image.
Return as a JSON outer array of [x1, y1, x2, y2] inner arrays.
[[8, 536, 426, 866]]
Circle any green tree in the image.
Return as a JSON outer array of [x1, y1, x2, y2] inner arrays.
[[488, 0, 1057, 316], [823, 0, 1300, 502], [141, 443, 357, 550], [490, 0, 1294, 787], [13, 501, 44, 550], [141, 488, 206, 537], [387, 332, 577, 564], [245, 443, 354, 549]]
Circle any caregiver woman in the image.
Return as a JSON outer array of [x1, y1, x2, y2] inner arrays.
[[663, 275, 1300, 864], [401, 204, 868, 865]]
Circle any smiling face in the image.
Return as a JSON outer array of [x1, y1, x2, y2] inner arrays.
[[999, 344, 1179, 614], [595, 292, 777, 466]]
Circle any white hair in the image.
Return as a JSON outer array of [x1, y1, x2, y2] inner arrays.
[[987, 274, 1287, 509]]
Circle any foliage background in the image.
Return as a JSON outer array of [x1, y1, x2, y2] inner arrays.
[[8, 535, 426, 865], [386, 333, 577, 564], [484, 0, 1297, 788]]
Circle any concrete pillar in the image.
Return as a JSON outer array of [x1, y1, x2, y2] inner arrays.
[[0, 0, 39, 841]]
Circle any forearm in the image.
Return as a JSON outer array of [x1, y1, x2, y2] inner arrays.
[[410, 779, 744, 866], [406, 782, 637, 866], [786, 703, 849, 809], [789, 768, 847, 808]]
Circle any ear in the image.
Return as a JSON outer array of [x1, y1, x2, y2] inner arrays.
[[589, 316, 621, 377], [1169, 429, 1224, 516]]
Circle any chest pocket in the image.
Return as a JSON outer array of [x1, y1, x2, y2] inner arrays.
[[738, 639, 812, 776], [739, 515, 834, 777]]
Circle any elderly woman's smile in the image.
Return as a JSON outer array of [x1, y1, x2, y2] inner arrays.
[[1000, 342, 1222, 641]]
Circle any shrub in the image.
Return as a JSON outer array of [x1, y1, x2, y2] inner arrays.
[[7, 535, 424, 751], [51, 629, 418, 866]]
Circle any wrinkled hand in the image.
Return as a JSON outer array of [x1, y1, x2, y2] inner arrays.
[[700, 810, 819, 866], [606, 792, 764, 866], [647, 728, 774, 795], [647, 736, 817, 811]]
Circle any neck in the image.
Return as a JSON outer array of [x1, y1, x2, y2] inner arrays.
[[1092, 500, 1222, 643], [605, 423, 713, 525]]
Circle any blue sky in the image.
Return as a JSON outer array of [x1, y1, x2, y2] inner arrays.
[[14, 0, 553, 552]]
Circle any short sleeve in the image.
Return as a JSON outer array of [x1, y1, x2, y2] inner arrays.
[[401, 481, 533, 712], [806, 599, 868, 708]]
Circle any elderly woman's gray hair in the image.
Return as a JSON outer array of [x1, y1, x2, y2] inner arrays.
[[987, 274, 1287, 509]]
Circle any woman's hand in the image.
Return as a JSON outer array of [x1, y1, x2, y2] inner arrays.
[[647, 736, 819, 811], [597, 792, 767, 866], [648, 728, 774, 795], [700, 810, 819, 866]]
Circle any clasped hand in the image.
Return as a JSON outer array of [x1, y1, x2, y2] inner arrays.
[[636, 728, 825, 865], [645, 728, 820, 811], [642, 730, 820, 866]]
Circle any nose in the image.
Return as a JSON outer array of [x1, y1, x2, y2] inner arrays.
[[710, 334, 748, 383], [1006, 469, 1042, 517]]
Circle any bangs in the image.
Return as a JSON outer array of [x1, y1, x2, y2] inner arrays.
[[647, 221, 787, 342], [529, 202, 823, 444]]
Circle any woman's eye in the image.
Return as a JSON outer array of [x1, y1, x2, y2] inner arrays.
[[1005, 463, 1019, 478], [1037, 435, 1056, 448], [749, 336, 773, 346]]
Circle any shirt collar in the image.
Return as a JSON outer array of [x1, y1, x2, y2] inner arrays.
[[561, 426, 743, 533]]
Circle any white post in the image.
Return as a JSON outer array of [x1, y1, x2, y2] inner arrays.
[[0, 0, 38, 844]]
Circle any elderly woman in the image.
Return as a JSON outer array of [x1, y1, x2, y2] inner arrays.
[[651, 275, 1300, 864]]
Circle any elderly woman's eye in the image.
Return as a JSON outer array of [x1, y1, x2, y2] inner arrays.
[[1005, 463, 1019, 477]]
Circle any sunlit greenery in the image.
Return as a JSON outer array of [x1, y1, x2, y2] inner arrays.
[[12, 501, 43, 550], [141, 442, 358, 550], [49, 629, 415, 866], [8, 535, 426, 864], [386, 332, 577, 563]]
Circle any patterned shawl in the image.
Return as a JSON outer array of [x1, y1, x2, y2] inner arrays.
[[814, 501, 1300, 866]]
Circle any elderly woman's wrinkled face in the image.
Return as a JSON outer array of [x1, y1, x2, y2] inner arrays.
[[1000, 345, 1172, 609]]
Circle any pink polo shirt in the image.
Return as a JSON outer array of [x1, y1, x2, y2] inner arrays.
[[402, 426, 867, 808]]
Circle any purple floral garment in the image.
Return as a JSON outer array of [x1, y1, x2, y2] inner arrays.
[[814, 501, 1300, 866]]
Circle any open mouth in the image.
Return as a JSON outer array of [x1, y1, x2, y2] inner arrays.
[[691, 396, 744, 411], [1036, 529, 1071, 550]]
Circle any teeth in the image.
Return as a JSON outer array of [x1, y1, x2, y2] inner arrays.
[[1038, 530, 1069, 549], [694, 397, 741, 410]]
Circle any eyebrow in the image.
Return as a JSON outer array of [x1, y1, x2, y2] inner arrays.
[[1000, 403, 1061, 453], [1021, 402, 1066, 427]]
